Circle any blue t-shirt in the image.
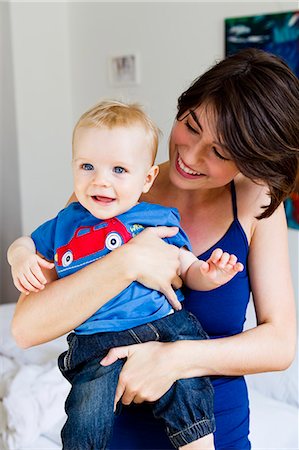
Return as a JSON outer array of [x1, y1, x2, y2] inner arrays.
[[31, 202, 191, 334]]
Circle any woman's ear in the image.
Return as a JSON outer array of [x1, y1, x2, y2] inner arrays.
[[142, 165, 160, 193]]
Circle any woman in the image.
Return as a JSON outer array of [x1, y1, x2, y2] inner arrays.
[[12, 48, 298, 449]]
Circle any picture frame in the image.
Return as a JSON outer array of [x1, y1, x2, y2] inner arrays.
[[108, 53, 140, 87]]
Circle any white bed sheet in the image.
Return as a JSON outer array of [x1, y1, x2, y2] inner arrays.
[[1, 304, 67, 450], [19, 435, 60, 450], [1, 303, 298, 450]]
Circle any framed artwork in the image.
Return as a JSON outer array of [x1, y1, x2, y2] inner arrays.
[[225, 11, 299, 229], [108, 53, 140, 87]]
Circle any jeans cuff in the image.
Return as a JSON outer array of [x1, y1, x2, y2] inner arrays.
[[168, 417, 216, 447]]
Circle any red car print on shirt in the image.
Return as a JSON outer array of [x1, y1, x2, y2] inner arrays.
[[55, 218, 132, 268]]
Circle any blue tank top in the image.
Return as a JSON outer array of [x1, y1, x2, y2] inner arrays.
[[184, 180, 250, 337], [110, 181, 252, 450]]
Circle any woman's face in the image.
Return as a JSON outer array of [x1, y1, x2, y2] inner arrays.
[[168, 105, 239, 190]]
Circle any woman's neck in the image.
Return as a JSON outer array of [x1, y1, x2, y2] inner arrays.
[[142, 161, 228, 210], [141, 161, 235, 256]]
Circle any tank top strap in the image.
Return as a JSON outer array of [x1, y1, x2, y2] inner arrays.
[[230, 180, 238, 220]]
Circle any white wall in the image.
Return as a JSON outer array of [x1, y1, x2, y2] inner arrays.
[[10, 1, 297, 228], [68, 1, 298, 164], [1, 2, 22, 303], [3, 1, 299, 302], [9, 2, 73, 235]]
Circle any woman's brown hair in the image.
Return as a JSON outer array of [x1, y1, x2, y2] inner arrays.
[[177, 48, 299, 219]]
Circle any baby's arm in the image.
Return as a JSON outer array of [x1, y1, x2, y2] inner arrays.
[[7, 236, 54, 295], [179, 248, 244, 291]]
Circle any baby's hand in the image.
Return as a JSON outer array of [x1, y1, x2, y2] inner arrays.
[[10, 248, 54, 295], [200, 248, 244, 287]]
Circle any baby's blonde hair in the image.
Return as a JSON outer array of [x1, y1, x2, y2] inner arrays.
[[73, 100, 160, 162]]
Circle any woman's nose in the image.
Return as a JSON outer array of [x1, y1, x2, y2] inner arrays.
[[187, 142, 207, 164]]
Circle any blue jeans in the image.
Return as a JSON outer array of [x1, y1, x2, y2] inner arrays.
[[58, 309, 215, 449]]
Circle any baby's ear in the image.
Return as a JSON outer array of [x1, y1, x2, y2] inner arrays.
[[143, 165, 159, 193]]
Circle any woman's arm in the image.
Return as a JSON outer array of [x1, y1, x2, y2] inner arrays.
[[12, 226, 182, 348], [101, 203, 296, 405], [185, 203, 296, 375]]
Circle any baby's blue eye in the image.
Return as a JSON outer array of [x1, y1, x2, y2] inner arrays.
[[113, 166, 126, 174], [82, 163, 94, 171]]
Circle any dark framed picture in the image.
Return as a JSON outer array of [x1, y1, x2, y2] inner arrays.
[[225, 11, 299, 229]]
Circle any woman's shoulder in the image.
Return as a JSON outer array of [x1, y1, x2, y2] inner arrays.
[[235, 173, 270, 208], [234, 174, 270, 239], [235, 173, 269, 199]]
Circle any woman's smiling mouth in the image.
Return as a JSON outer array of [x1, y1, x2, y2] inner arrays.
[[176, 155, 203, 178]]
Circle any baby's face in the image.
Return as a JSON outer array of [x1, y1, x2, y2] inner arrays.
[[72, 125, 157, 220]]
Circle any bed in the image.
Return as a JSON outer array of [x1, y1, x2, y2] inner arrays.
[[1, 302, 298, 450]]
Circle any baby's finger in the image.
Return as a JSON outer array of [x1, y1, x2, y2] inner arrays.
[[199, 261, 209, 273], [36, 255, 55, 270], [25, 269, 46, 290], [209, 248, 223, 263], [14, 277, 30, 295], [19, 284, 30, 295], [223, 263, 233, 272], [19, 274, 40, 292], [234, 262, 244, 273], [30, 264, 48, 285], [228, 254, 237, 266], [218, 252, 230, 268]]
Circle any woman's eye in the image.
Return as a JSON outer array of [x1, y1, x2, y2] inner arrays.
[[82, 163, 94, 171], [113, 166, 126, 174], [213, 147, 230, 161], [185, 121, 199, 134]]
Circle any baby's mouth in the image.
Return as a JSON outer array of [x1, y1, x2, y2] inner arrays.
[[92, 196, 115, 203]]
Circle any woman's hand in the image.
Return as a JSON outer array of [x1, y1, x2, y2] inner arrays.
[[127, 226, 183, 310], [100, 341, 180, 409]]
